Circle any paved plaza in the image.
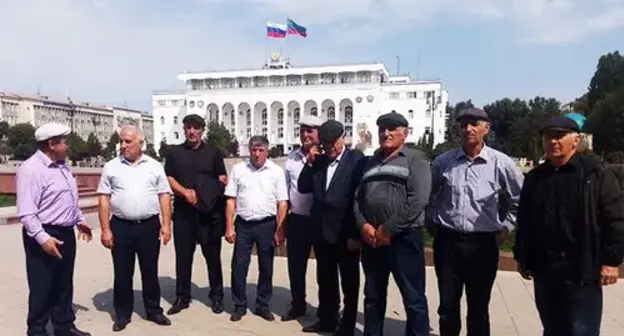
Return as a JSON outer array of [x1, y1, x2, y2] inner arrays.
[[1, 214, 624, 335]]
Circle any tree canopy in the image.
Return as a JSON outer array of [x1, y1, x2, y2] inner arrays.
[[204, 121, 239, 157]]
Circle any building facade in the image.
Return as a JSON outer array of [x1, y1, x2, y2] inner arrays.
[[0, 91, 153, 145], [153, 54, 448, 156]]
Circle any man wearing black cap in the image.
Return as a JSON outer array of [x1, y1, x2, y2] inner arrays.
[[426, 107, 524, 336], [514, 115, 624, 335], [164, 114, 228, 315], [298, 120, 367, 336], [354, 112, 432, 336]]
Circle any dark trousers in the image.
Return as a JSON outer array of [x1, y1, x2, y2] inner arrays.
[[173, 211, 224, 302], [286, 213, 315, 309], [231, 216, 276, 310], [23, 225, 76, 336], [533, 260, 602, 336], [110, 216, 163, 320], [433, 228, 499, 336], [314, 238, 360, 333], [362, 228, 430, 336]]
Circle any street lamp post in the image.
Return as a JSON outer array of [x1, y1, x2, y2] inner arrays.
[[67, 96, 76, 135]]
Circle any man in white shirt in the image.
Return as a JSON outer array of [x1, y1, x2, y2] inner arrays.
[[97, 125, 173, 332], [224, 135, 289, 322], [282, 115, 323, 321]]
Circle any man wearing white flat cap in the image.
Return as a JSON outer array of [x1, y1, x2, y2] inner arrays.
[[281, 115, 323, 321], [17, 123, 93, 336]]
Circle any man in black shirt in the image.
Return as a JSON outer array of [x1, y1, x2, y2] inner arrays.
[[164, 114, 228, 315], [514, 115, 624, 336]]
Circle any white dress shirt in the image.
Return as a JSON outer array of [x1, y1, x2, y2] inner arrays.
[[325, 147, 346, 190], [97, 155, 172, 220], [224, 159, 289, 221], [284, 149, 313, 216]]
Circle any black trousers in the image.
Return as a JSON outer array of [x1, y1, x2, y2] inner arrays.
[[286, 213, 315, 309], [533, 260, 602, 336], [23, 225, 77, 336], [314, 239, 360, 333], [110, 216, 163, 320], [231, 217, 276, 310], [433, 228, 499, 336], [173, 211, 224, 302], [362, 228, 430, 336]]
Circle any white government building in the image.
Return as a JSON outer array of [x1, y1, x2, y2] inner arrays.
[[153, 53, 448, 156], [0, 91, 154, 145]]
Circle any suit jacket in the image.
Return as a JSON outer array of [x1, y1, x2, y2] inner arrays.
[[297, 148, 367, 244]]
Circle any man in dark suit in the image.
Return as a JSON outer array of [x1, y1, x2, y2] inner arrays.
[[298, 120, 367, 336]]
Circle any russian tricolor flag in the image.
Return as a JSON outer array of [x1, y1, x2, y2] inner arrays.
[[287, 18, 307, 37], [266, 21, 287, 38]]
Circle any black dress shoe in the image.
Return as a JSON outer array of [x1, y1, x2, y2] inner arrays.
[[255, 308, 275, 321], [333, 328, 355, 336], [302, 322, 338, 333], [167, 298, 189, 315], [112, 318, 131, 332], [54, 327, 91, 336], [147, 313, 172, 326], [211, 300, 224, 314], [281, 306, 306, 321], [230, 308, 246, 322]]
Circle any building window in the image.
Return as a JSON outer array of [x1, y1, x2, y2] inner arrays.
[[160, 116, 165, 125], [389, 92, 399, 99], [262, 127, 267, 136], [310, 107, 318, 116], [294, 127, 300, 138], [425, 126, 431, 134], [174, 131, 179, 139], [345, 126, 353, 137], [408, 110, 414, 119], [407, 92, 417, 99], [278, 127, 284, 139], [157, 100, 165, 106], [173, 116, 178, 124], [425, 111, 432, 119]]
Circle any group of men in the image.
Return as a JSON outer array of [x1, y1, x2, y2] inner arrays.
[[16, 105, 624, 336]]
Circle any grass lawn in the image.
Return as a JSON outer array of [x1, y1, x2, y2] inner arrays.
[[0, 194, 16, 207], [422, 229, 516, 253]]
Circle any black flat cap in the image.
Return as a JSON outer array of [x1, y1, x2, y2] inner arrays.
[[319, 120, 345, 143], [539, 115, 581, 133], [182, 114, 206, 127], [456, 107, 489, 121], [377, 111, 409, 128]]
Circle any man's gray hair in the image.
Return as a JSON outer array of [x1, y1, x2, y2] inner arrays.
[[248, 135, 269, 148], [120, 124, 145, 143]]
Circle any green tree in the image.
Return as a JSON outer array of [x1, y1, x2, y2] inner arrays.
[[158, 140, 168, 159], [85, 133, 102, 158], [586, 51, 624, 114], [204, 120, 238, 156], [67, 133, 87, 164], [0, 121, 9, 139], [431, 141, 457, 160], [103, 131, 120, 160], [145, 143, 158, 159], [587, 88, 624, 154], [7, 123, 36, 160]]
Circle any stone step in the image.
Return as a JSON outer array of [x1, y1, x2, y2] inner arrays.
[[0, 197, 99, 226]]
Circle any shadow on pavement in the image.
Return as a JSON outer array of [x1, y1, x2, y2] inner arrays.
[[92, 275, 437, 335]]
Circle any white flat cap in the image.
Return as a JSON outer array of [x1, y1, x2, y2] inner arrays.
[[299, 115, 323, 127], [35, 123, 71, 142]]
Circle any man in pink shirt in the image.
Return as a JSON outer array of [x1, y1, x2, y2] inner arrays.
[[16, 123, 93, 336]]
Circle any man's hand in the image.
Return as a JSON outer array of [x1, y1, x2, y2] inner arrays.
[[517, 265, 533, 280], [225, 228, 236, 244], [495, 228, 509, 246], [305, 145, 321, 166], [100, 229, 114, 249], [183, 188, 198, 206], [347, 238, 362, 252], [160, 226, 171, 246], [375, 225, 391, 246], [274, 229, 286, 247], [41, 237, 64, 259], [600, 265, 619, 286], [77, 222, 92, 242], [361, 223, 377, 247]]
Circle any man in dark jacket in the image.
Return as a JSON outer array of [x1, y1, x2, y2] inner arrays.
[[298, 120, 367, 336], [514, 115, 624, 336]]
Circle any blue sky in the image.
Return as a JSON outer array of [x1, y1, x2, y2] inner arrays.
[[1, 0, 623, 111]]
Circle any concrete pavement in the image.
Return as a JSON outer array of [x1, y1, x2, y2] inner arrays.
[[1, 219, 624, 335]]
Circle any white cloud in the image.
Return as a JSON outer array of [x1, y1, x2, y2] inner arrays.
[[0, 0, 621, 111]]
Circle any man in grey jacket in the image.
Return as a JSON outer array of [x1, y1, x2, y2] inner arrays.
[[354, 112, 432, 336]]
